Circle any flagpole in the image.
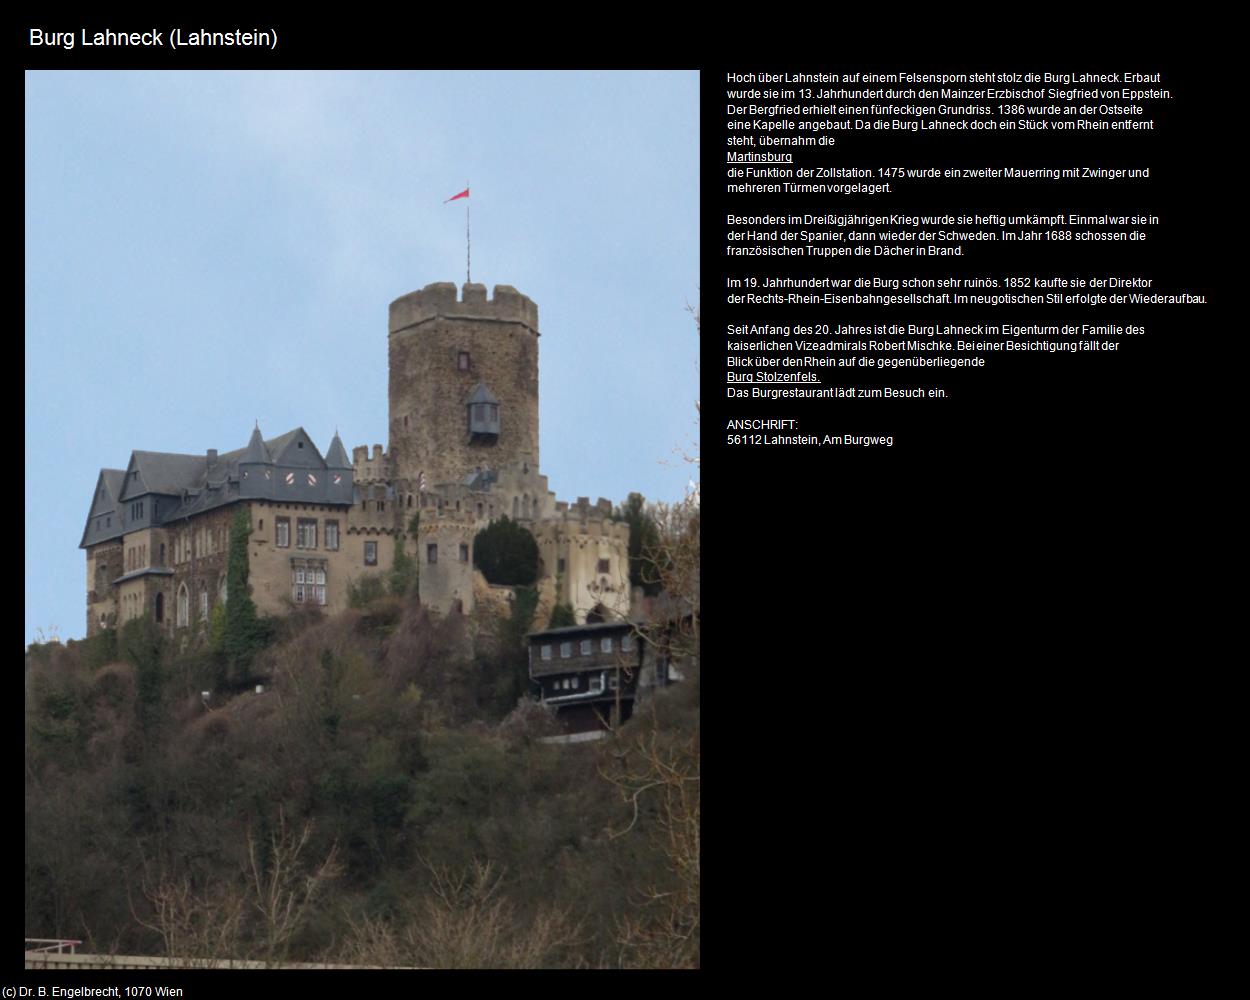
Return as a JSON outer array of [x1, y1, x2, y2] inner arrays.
[[466, 181, 471, 285]]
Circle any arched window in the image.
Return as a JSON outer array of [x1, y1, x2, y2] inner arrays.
[[177, 584, 189, 627], [154, 592, 164, 623], [200, 585, 209, 620]]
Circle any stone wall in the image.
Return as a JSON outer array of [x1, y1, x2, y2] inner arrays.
[[416, 508, 476, 615], [85, 540, 123, 636], [165, 505, 236, 634], [388, 283, 540, 490], [247, 500, 386, 616], [533, 499, 632, 624]]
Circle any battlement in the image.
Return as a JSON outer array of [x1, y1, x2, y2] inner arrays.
[[534, 503, 629, 543], [351, 445, 389, 480], [416, 507, 476, 534], [389, 282, 539, 335], [553, 497, 615, 519]]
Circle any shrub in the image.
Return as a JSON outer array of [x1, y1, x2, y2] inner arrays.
[[473, 517, 539, 586]]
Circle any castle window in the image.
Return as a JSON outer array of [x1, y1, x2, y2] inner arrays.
[[407, 494, 413, 509], [177, 584, 189, 627], [403, 415, 410, 429], [159, 543, 165, 565], [571, 676, 579, 690], [560, 642, 572, 659], [377, 500, 385, 512], [296, 518, 318, 549], [459, 543, 469, 562], [325, 521, 339, 551], [219, 576, 227, 605], [259, 519, 264, 531], [200, 586, 208, 621], [541, 644, 552, 661], [155, 592, 164, 624], [580, 639, 592, 656], [597, 558, 611, 574], [622, 632, 634, 652], [557, 558, 566, 574], [427, 544, 438, 565], [601, 637, 614, 653], [364, 541, 377, 566], [458, 351, 471, 371], [276, 518, 290, 548], [315, 568, 327, 605], [293, 567, 305, 604]]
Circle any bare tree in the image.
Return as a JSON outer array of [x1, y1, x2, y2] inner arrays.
[[338, 857, 582, 969], [600, 729, 700, 968], [130, 864, 246, 968], [246, 808, 342, 964]]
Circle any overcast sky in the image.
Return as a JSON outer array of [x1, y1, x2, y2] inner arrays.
[[25, 70, 699, 645]]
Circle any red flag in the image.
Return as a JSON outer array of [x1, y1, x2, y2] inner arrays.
[[444, 187, 469, 203]]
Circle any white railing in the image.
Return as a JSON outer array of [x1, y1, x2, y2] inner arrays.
[[25, 938, 81, 954]]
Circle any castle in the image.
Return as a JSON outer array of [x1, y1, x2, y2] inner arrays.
[[80, 282, 632, 639]]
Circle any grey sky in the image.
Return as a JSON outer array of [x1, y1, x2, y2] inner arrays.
[[25, 70, 699, 644]]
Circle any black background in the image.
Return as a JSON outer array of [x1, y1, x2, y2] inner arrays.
[[700, 41, 1230, 973], [21, 23, 1233, 981]]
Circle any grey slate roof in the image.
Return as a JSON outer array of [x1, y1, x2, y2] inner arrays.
[[112, 567, 175, 585], [527, 621, 637, 640], [79, 469, 129, 547], [82, 426, 355, 549], [101, 469, 125, 502], [466, 383, 499, 405], [121, 452, 208, 500]]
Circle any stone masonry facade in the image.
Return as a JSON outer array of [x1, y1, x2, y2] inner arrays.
[[81, 281, 630, 638]]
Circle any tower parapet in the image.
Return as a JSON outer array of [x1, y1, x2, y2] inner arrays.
[[389, 283, 539, 336]]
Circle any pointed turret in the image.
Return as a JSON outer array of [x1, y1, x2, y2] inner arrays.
[[239, 422, 275, 498], [324, 429, 354, 503], [242, 422, 270, 464], [325, 430, 351, 469]]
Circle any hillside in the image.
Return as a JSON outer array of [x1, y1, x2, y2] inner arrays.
[[24, 593, 699, 969]]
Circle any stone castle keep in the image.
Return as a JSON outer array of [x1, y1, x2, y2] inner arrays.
[[80, 282, 632, 638]]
